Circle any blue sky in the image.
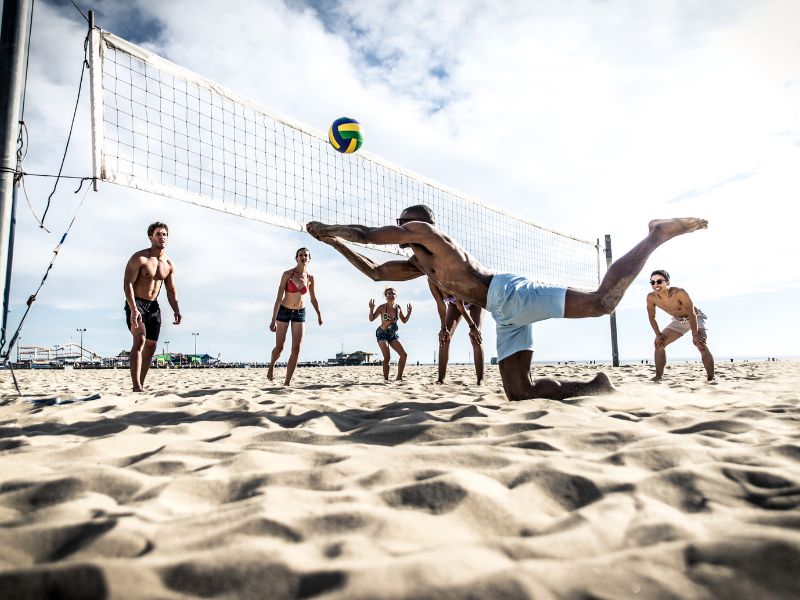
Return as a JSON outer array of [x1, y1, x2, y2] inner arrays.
[[7, 0, 800, 365]]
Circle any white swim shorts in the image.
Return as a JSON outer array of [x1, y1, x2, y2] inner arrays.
[[486, 273, 567, 362], [664, 308, 708, 336]]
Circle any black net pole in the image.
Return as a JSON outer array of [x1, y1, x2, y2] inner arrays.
[[605, 234, 620, 367], [0, 0, 30, 352]]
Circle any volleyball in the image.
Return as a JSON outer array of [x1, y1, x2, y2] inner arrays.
[[328, 117, 363, 154]]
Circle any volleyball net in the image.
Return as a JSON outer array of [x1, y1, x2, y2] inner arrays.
[[89, 30, 601, 289]]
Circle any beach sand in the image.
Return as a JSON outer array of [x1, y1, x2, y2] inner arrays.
[[1, 361, 799, 599]]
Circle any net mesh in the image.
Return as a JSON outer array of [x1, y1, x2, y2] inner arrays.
[[92, 31, 600, 289]]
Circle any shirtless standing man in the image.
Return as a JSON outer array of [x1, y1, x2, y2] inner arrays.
[[646, 269, 714, 382], [306, 206, 707, 401], [123, 222, 182, 392]]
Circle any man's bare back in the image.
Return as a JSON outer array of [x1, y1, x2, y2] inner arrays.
[[401, 222, 493, 307]]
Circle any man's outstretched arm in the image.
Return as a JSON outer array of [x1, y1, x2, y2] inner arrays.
[[307, 221, 431, 246], [317, 236, 423, 281]]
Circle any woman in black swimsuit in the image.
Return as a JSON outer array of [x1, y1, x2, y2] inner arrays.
[[369, 287, 412, 381], [268, 247, 323, 385]]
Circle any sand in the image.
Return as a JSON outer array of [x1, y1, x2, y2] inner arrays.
[[1, 360, 799, 599]]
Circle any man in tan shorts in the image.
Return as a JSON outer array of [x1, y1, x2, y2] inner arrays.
[[646, 269, 714, 382]]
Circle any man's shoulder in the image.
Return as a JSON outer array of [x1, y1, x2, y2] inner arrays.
[[128, 249, 150, 262], [403, 221, 438, 235]]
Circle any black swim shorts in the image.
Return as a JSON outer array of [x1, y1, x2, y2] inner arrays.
[[276, 305, 306, 323], [125, 297, 162, 341]]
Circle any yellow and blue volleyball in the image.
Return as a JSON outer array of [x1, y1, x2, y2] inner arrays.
[[328, 117, 363, 154]]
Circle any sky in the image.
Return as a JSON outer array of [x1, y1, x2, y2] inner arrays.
[[5, 0, 800, 366]]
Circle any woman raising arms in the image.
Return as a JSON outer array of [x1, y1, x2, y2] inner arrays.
[[369, 287, 412, 381], [268, 247, 323, 385]]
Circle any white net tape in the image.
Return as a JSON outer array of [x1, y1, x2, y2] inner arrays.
[[90, 31, 600, 289]]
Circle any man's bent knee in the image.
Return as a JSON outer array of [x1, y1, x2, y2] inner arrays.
[[503, 386, 528, 401], [498, 352, 534, 401]]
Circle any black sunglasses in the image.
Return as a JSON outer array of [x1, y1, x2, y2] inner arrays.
[[650, 279, 666, 285], [396, 218, 411, 225]]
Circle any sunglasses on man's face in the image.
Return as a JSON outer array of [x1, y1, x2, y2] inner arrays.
[[650, 279, 666, 286], [396, 218, 411, 225]]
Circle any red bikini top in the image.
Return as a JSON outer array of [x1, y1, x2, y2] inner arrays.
[[285, 271, 308, 294]]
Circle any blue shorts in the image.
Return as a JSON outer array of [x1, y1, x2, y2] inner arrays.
[[486, 273, 566, 361], [376, 322, 399, 342]]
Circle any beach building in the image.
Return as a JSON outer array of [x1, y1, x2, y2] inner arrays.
[[16, 343, 102, 367], [327, 351, 376, 366], [152, 353, 218, 366]]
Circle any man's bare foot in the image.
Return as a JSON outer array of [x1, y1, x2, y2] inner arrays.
[[435, 379, 444, 385], [648, 218, 708, 244], [396, 377, 403, 381], [586, 372, 616, 395], [651, 376, 662, 383], [132, 387, 144, 393], [519, 371, 616, 401], [267, 365, 274, 381], [283, 380, 291, 387]]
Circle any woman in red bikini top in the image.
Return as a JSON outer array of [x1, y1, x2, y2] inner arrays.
[[268, 247, 323, 386]]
